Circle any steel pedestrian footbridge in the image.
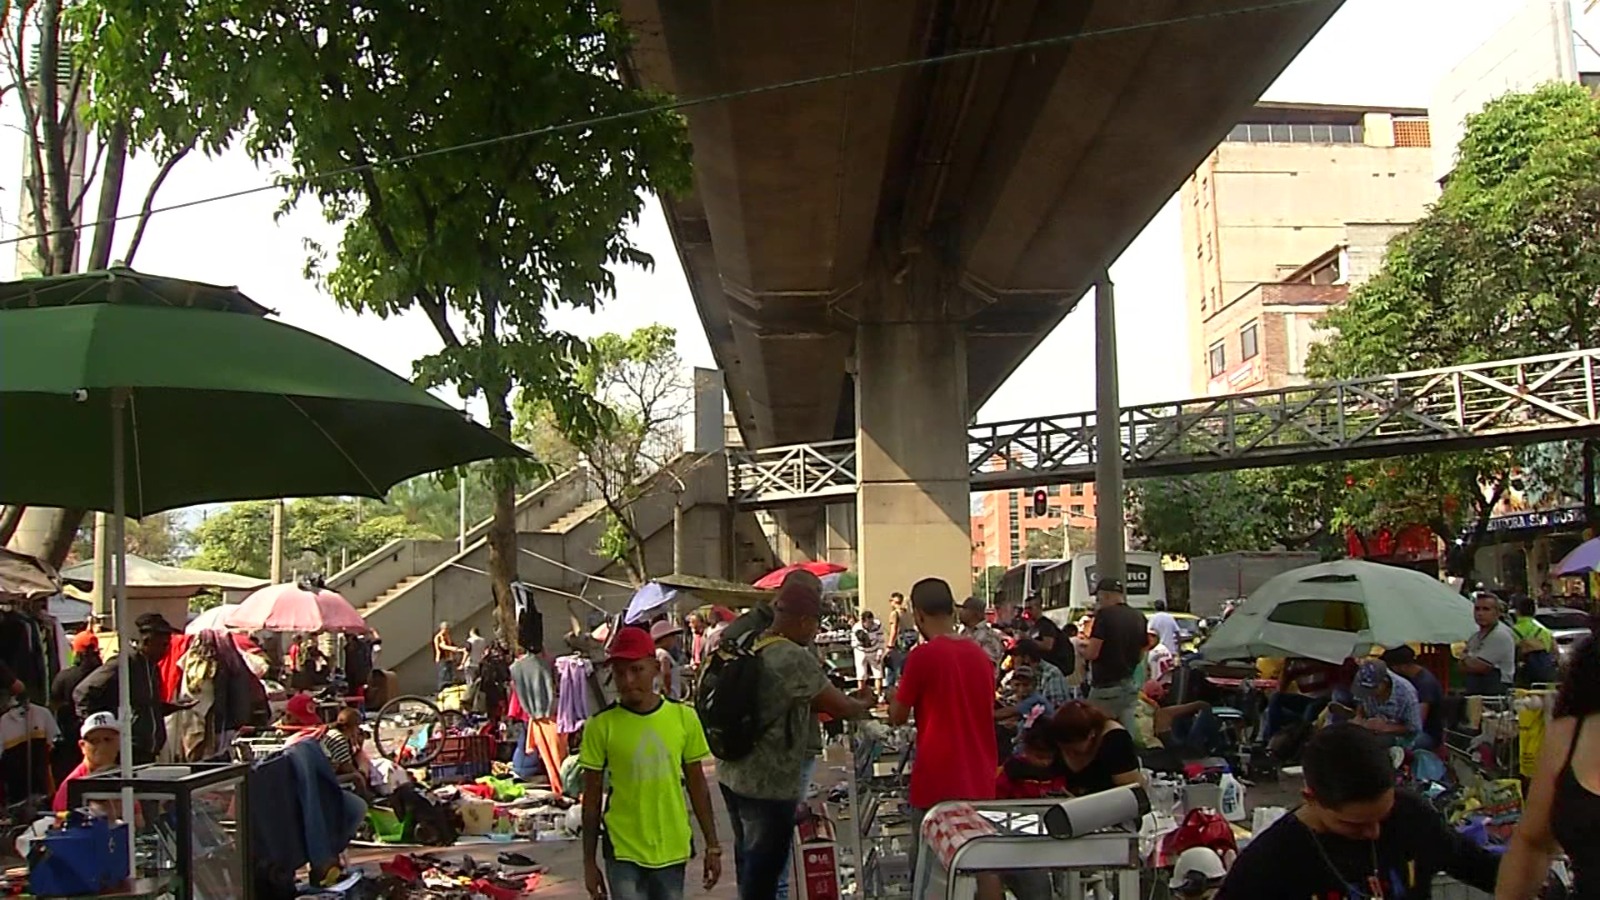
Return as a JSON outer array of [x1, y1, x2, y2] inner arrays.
[[729, 348, 1600, 508]]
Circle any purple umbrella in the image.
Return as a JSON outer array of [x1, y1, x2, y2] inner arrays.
[[1554, 536, 1600, 576]]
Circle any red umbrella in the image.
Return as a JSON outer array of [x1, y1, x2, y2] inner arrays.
[[224, 578, 370, 633], [753, 561, 846, 590]]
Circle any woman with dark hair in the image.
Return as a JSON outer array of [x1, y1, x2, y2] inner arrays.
[[1497, 627, 1600, 899], [1051, 700, 1144, 796]]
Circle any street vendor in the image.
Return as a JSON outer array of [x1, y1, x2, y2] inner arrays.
[[1350, 659, 1423, 747], [1462, 592, 1516, 695], [1217, 723, 1500, 899]]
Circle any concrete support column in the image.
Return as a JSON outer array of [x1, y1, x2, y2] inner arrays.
[[774, 506, 824, 562], [856, 319, 972, 614], [825, 502, 857, 570]]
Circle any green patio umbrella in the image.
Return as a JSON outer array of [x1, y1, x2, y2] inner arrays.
[[1197, 559, 1476, 664], [0, 275, 524, 835], [1, 301, 522, 515]]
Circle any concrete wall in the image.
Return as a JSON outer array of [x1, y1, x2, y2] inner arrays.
[[1430, 0, 1578, 181], [329, 539, 458, 608], [1182, 131, 1435, 392], [370, 455, 731, 695], [329, 469, 594, 608]]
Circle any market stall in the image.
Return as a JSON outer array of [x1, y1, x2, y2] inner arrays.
[[0, 269, 524, 898]]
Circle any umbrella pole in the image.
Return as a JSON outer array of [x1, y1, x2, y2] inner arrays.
[[111, 389, 137, 875]]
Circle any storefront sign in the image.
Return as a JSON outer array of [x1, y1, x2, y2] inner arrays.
[[1483, 507, 1583, 533]]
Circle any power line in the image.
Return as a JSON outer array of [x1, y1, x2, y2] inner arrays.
[[0, 0, 1332, 250]]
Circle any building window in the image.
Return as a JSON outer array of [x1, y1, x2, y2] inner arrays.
[[1048, 505, 1062, 517], [1225, 121, 1364, 144], [1070, 483, 1085, 496], [1393, 117, 1431, 148], [1070, 504, 1085, 516], [1208, 341, 1226, 377], [1240, 321, 1259, 361]]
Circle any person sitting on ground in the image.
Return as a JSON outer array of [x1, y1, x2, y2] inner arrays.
[[1051, 700, 1144, 797], [1259, 657, 1351, 753], [995, 721, 1068, 799], [1380, 646, 1444, 751], [1351, 659, 1423, 747], [993, 666, 1051, 758], [1135, 680, 1225, 761], [1007, 639, 1072, 708], [1216, 723, 1499, 899]]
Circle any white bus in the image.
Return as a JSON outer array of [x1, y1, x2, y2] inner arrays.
[[1041, 550, 1168, 626]]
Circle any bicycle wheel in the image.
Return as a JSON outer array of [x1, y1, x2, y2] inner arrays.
[[372, 694, 448, 767]]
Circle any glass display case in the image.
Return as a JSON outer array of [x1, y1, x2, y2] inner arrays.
[[67, 762, 250, 900]]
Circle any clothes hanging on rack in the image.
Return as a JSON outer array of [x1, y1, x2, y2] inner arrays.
[[0, 607, 57, 705], [0, 701, 60, 803], [554, 655, 592, 734]]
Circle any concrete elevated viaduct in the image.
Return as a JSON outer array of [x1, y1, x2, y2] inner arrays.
[[621, 0, 1343, 606]]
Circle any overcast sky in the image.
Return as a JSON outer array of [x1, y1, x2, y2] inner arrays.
[[0, 0, 1583, 429]]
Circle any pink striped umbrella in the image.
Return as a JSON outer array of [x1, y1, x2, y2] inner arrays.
[[224, 579, 369, 633]]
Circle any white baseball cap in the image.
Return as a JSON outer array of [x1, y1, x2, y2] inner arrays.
[[80, 711, 121, 739]]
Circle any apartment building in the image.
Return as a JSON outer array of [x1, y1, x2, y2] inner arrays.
[[1181, 102, 1436, 394]]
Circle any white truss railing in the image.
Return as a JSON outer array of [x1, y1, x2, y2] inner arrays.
[[730, 348, 1600, 506]]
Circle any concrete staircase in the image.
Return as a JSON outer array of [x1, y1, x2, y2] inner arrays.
[[330, 456, 733, 694]]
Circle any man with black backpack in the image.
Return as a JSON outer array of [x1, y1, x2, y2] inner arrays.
[[702, 578, 873, 899]]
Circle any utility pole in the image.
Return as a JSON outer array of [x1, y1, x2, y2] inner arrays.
[[1093, 274, 1126, 587], [458, 467, 468, 552], [90, 512, 109, 621], [270, 499, 284, 583]]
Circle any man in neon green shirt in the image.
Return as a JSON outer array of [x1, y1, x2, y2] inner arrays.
[[1510, 593, 1558, 685], [581, 625, 722, 900]]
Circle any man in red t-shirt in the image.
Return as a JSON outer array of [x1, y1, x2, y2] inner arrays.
[[888, 577, 998, 883]]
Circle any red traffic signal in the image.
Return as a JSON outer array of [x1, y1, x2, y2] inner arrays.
[[1032, 488, 1049, 517]]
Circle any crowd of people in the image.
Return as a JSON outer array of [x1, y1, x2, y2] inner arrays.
[[564, 567, 1600, 900]]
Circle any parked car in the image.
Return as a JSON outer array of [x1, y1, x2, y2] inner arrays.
[[1535, 607, 1591, 668]]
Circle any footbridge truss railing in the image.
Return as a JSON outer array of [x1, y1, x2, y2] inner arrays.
[[729, 348, 1599, 507]]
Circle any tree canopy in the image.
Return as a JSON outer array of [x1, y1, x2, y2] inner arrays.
[[517, 324, 691, 581], [187, 497, 437, 579], [1131, 84, 1600, 576], [77, 0, 693, 641]]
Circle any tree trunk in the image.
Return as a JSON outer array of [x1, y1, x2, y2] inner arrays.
[[484, 378, 524, 655], [7, 506, 84, 568], [85, 122, 128, 270]]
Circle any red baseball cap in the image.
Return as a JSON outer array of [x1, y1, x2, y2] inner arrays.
[[606, 626, 657, 664], [284, 691, 321, 727]]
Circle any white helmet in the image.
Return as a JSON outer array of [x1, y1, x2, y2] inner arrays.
[[1170, 846, 1227, 895]]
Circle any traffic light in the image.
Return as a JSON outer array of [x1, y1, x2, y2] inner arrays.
[[1032, 488, 1048, 517]]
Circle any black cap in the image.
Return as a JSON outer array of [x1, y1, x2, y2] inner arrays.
[[1091, 578, 1125, 595], [1380, 645, 1416, 666], [135, 613, 177, 636]]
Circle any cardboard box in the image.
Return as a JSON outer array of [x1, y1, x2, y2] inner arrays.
[[791, 811, 840, 900]]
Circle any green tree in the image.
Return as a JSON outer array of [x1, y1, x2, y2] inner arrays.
[[1305, 84, 1600, 575], [187, 498, 434, 578], [187, 501, 275, 577], [1023, 524, 1093, 561], [70, 512, 186, 566], [973, 565, 1008, 603], [1129, 466, 1338, 559], [517, 325, 691, 581], [79, 0, 692, 642], [0, 0, 195, 568]]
